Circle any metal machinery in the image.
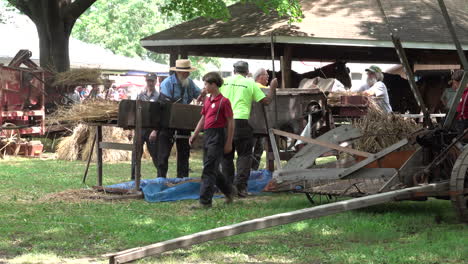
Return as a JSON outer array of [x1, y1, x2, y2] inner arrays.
[[0, 50, 46, 156]]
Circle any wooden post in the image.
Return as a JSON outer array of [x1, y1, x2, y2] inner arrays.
[[169, 51, 178, 75], [179, 50, 188, 59], [134, 100, 143, 192], [96, 125, 103, 186], [282, 46, 293, 88], [280, 56, 286, 89]]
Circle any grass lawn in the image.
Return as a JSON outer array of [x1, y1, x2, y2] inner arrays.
[[0, 151, 467, 264]]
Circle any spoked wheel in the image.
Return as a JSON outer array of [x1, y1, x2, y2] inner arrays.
[[450, 147, 468, 223], [0, 123, 21, 156], [304, 192, 336, 205]]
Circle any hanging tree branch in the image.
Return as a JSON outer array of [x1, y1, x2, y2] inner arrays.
[[66, 0, 97, 21]]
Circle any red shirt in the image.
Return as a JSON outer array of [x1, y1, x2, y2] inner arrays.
[[456, 86, 468, 120], [201, 94, 233, 129]]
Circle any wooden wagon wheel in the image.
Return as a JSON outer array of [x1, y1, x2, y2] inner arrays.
[[0, 123, 21, 156], [450, 147, 468, 223]]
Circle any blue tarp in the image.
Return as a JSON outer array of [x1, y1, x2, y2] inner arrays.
[[106, 170, 272, 202]]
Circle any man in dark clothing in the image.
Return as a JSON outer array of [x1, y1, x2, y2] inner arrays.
[[131, 73, 160, 180], [220, 61, 276, 197], [157, 59, 204, 178]]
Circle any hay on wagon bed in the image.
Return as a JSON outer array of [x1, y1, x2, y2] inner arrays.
[[47, 99, 119, 125], [55, 124, 147, 163], [52, 68, 102, 86], [352, 100, 422, 153]]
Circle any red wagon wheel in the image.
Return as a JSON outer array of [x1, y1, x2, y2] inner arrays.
[[450, 147, 468, 223]]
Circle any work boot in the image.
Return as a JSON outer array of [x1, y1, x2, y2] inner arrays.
[[237, 187, 250, 198], [190, 203, 212, 210]]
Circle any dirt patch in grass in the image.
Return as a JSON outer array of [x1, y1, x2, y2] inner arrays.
[[38, 189, 140, 203]]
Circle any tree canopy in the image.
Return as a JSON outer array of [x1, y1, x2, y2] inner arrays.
[[4, 0, 302, 72]]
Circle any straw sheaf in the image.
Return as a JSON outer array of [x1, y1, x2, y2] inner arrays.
[[353, 99, 421, 153], [47, 99, 119, 125], [56, 124, 149, 163], [52, 68, 102, 86]]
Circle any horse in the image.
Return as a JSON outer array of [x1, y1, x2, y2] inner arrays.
[[383, 71, 451, 114], [266, 61, 352, 89]]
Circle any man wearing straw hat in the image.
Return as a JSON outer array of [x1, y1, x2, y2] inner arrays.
[[157, 59, 203, 178], [220, 61, 275, 197], [131, 73, 160, 180]]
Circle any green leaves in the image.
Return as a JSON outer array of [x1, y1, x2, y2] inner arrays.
[[161, 0, 302, 22]]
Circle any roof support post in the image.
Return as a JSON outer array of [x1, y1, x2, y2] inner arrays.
[[169, 51, 178, 75], [281, 46, 293, 88]]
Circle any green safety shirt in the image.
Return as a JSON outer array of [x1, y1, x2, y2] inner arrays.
[[220, 74, 266, 119]]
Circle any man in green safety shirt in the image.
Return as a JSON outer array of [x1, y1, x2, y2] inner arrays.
[[220, 61, 276, 197]]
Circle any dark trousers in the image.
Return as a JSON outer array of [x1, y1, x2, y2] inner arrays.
[[221, 119, 254, 191], [131, 129, 158, 180], [199, 128, 233, 205], [251, 136, 265, 171], [455, 119, 468, 135], [156, 128, 190, 178]]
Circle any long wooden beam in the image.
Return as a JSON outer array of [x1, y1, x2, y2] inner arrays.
[[106, 183, 448, 264], [271, 128, 371, 158]]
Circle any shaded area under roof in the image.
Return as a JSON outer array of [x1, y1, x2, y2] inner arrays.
[[142, 0, 468, 64]]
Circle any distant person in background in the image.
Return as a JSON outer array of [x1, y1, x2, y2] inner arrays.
[[131, 73, 160, 180], [251, 68, 278, 170]]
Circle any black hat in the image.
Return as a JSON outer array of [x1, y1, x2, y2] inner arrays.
[[233, 61, 249, 73], [145, 73, 157, 80]]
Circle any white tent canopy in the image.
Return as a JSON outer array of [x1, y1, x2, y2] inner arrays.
[[0, 20, 168, 73]]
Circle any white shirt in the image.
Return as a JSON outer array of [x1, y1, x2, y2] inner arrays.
[[366, 81, 392, 113]]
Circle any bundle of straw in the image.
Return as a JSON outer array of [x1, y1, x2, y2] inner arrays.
[[352, 99, 421, 153], [52, 68, 102, 86], [56, 124, 142, 163], [47, 99, 119, 125], [56, 124, 90, 161]]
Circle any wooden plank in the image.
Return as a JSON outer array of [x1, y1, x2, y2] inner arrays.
[[268, 129, 282, 170], [108, 183, 448, 264], [96, 126, 103, 186], [273, 168, 397, 182], [338, 139, 408, 179], [284, 125, 362, 170], [99, 142, 133, 151], [272, 128, 371, 158]]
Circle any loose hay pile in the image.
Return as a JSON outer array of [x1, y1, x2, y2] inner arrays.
[[56, 124, 140, 163], [47, 99, 119, 125], [52, 68, 102, 86], [353, 100, 421, 153]]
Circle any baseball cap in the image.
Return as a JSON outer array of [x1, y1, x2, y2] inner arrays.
[[233, 61, 249, 73], [365, 65, 382, 73], [145, 73, 157, 80]]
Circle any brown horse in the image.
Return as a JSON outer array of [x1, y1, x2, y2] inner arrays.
[[267, 61, 352, 88]]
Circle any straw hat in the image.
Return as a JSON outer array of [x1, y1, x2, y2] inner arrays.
[[170, 59, 196, 72]]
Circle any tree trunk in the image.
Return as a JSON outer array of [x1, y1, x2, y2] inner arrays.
[[9, 0, 97, 72], [36, 21, 72, 72]]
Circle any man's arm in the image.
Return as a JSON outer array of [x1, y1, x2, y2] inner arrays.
[[258, 78, 278, 105], [224, 116, 234, 154]]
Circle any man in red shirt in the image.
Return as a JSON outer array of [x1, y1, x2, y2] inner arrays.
[[453, 70, 468, 134], [189, 72, 235, 208]]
